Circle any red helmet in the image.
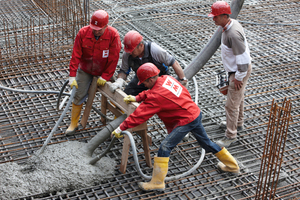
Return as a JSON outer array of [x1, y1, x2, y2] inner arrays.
[[208, 1, 231, 17], [123, 30, 143, 53], [137, 63, 160, 85], [90, 10, 109, 30]]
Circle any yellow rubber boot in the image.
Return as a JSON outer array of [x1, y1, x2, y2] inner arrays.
[[65, 103, 83, 135], [215, 147, 240, 175], [138, 156, 169, 192]]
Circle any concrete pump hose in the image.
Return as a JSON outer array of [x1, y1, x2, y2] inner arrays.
[[37, 86, 77, 155], [89, 136, 117, 165], [122, 131, 206, 181]]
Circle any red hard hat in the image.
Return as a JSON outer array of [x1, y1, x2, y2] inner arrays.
[[90, 10, 109, 30], [123, 30, 143, 53], [208, 1, 231, 17], [137, 63, 160, 85]]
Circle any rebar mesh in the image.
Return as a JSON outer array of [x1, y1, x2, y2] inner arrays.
[[0, 0, 300, 199]]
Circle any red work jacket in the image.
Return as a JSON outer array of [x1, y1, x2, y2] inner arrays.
[[69, 25, 121, 80], [120, 75, 200, 133]]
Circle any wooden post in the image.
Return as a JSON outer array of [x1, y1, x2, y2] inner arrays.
[[81, 76, 98, 128], [98, 82, 152, 173]]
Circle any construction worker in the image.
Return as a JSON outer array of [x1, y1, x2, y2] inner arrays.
[[66, 10, 121, 135], [111, 63, 240, 192], [208, 1, 252, 147], [109, 30, 187, 95]]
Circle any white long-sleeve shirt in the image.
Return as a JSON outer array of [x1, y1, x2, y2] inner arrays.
[[221, 19, 251, 81]]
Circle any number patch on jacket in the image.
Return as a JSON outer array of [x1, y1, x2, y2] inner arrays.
[[103, 50, 109, 58]]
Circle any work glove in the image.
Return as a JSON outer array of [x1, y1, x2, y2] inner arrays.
[[179, 77, 188, 88], [69, 77, 78, 89], [97, 76, 107, 87], [111, 126, 123, 139], [179, 79, 188, 88], [109, 78, 125, 93], [124, 95, 136, 104]]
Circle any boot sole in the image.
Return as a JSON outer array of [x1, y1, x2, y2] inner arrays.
[[138, 183, 165, 192], [65, 127, 78, 136], [217, 163, 240, 176]]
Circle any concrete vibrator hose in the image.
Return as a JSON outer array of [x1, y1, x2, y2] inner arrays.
[[37, 85, 77, 155], [89, 130, 206, 181], [0, 81, 111, 153], [122, 131, 205, 181]]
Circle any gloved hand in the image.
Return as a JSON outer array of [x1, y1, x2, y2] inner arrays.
[[109, 78, 125, 93], [69, 77, 78, 89], [111, 126, 123, 139], [97, 76, 107, 87], [179, 79, 188, 88], [124, 95, 136, 104]]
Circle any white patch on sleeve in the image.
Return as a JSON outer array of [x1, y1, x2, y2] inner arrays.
[[103, 50, 109, 58], [162, 76, 182, 97]]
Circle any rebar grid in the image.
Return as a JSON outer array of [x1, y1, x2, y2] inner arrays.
[[0, 0, 300, 199]]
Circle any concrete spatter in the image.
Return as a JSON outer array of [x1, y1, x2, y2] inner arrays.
[[0, 141, 116, 200]]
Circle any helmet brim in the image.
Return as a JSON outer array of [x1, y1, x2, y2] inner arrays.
[[124, 47, 134, 53], [90, 24, 103, 31], [208, 13, 215, 17]]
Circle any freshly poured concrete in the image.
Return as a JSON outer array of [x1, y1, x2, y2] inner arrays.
[[0, 141, 116, 199]]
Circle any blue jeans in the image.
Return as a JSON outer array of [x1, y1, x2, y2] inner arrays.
[[157, 112, 221, 157]]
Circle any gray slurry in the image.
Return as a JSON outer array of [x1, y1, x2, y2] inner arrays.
[[0, 141, 116, 199]]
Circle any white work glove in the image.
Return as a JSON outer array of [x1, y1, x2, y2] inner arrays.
[[124, 95, 136, 104], [111, 126, 123, 139], [179, 79, 188, 88], [109, 78, 125, 93], [69, 77, 78, 89], [179, 77, 188, 88], [97, 76, 107, 87]]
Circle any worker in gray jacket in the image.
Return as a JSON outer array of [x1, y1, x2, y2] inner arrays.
[[208, 1, 252, 147], [109, 30, 187, 95]]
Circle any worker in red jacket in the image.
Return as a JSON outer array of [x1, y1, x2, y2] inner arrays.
[[66, 10, 121, 135], [112, 63, 240, 192]]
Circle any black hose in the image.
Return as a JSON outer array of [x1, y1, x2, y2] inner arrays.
[[56, 80, 70, 110]]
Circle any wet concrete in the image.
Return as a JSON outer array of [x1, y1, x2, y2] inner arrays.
[[0, 141, 116, 199]]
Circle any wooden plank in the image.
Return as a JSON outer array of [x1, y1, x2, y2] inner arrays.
[[98, 82, 140, 113], [98, 82, 147, 131], [81, 76, 98, 128], [100, 95, 107, 124], [98, 81, 151, 172], [120, 134, 131, 174]]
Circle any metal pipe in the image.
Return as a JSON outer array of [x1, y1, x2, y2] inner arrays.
[[183, 0, 245, 80]]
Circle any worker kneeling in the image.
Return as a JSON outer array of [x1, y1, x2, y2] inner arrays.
[[112, 63, 240, 192]]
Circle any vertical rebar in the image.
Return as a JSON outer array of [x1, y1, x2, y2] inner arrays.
[[255, 98, 292, 200]]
